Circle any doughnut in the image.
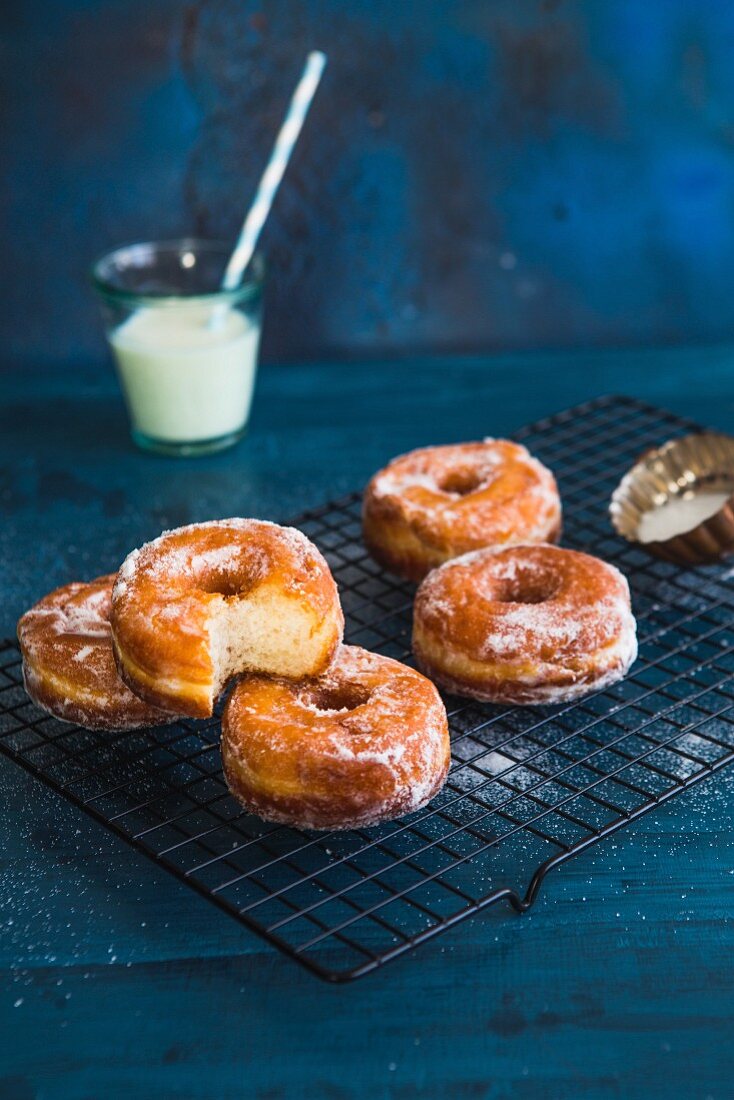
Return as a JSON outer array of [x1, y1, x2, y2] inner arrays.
[[221, 645, 450, 830], [17, 575, 172, 731], [413, 544, 637, 705], [110, 519, 344, 718], [362, 439, 561, 581]]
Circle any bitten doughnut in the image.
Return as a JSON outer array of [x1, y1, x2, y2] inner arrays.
[[363, 440, 561, 581], [18, 575, 171, 730], [413, 544, 637, 705], [111, 519, 344, 718], [221, 645, 450, 830]]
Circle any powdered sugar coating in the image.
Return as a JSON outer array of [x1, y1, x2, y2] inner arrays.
[[113, 519, 315, 603], [363, 439, 562, 581], [370, 439, 559, 537], [222, 645, 451, 830], [110, 518, 344, 718], [17, 575, 172, 730], [413, 544, 638, 704]]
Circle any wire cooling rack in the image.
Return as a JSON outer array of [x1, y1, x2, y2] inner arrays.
[[3, 395, 734, 982]]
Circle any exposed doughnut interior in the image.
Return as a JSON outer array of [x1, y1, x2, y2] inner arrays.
[[111, 519, 344, 718], [206, 589, 338, 696]]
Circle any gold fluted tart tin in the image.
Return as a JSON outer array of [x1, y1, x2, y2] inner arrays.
[[609, 432, 734, 564]]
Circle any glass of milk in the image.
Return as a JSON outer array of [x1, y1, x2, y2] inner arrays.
[[92, 239, 263, 456]]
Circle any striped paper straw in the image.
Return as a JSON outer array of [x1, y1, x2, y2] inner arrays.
[[221, 51, 327, 291]]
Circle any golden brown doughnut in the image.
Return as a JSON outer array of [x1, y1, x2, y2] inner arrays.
[[362, 439, 561, 581], [17, 575, 172, 730], [413, 544, 637, 705], [221, 645, 450, 830], [110, 519, 344, 719]]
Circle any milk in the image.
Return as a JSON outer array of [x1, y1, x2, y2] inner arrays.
[[637, 491, 731, 543], [110, 305, 260, 444]]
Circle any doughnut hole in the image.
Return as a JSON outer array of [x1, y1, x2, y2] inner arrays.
[[492, 566, 561, 605], [437, 466, 486, 496], [198, 572, 257, 598], [303, 682, 373, 714]]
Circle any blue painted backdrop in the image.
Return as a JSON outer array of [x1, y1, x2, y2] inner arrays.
[[4, 0, 734, 369]]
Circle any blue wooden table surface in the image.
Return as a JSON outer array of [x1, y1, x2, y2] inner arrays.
[[3, 345, 734, 1099]]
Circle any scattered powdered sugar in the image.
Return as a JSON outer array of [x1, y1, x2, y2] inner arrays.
[[115, 519, 321, 600], [190, 545, 246, 573], [370, 442, 504, 502], [321, 732, 410, 768], [17, 577, 173, 729], [372, 470, 440, 495], [116, 548, 139, 582], [54, 605, 111, 639], [110, 518, 341, 721], [366, 440, 561, 548], [415, 544, 638, 700], [498, 624, 639, 700], [224, 646, 450, 829], [298, 699, 353, 717], [485, 554, 523, 582], [20, 582, 113, 645]]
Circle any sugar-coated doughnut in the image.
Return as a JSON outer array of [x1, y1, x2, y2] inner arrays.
[[413, 544, 637, 705], [111, 519, 344, 718], [363, 439, 561, 581], [18, 575, 172, 730], [221, 645, 450, 830]]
